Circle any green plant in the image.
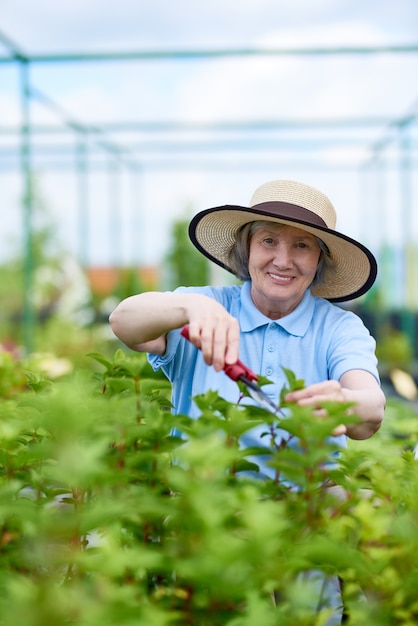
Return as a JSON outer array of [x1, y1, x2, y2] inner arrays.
[[376, 328, 414, 371], [164, 217, 210, 288], [0, 350, 417, 625]]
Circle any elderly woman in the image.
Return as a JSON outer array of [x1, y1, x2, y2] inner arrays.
[[110, 179, 385, 441], [110, 179, 385, 624]]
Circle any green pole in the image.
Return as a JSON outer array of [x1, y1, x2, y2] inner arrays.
[[76, 135, 89, 267], [375, 156, 388, 306], [108, 154, 121, 267], [399, 122, 415, 346], [20, 59, 35, 354]]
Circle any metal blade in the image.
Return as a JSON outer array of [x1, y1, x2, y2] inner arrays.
[[240, 377, 279, 414]]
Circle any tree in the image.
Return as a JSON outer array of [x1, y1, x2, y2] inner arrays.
[[164, 217, 210, 288]]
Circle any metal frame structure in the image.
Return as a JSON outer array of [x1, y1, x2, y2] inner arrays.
[[0, 30, 417, 352]]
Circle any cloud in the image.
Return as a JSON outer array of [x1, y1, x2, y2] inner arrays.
[[1, 0, 417, 52]]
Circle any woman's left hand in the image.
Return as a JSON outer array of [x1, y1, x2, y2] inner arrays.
[[285, 380, 345, 406], [285, 380, 347, 436], [284, 372, 385, 440]]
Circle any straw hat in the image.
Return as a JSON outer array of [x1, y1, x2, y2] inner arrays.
[[189, 179, 377, 302]]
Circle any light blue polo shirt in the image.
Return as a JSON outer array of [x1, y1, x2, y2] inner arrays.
[[148, 281, 379, 478]]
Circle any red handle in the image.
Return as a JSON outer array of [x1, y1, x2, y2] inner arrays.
[[180, 324, 258, 383]]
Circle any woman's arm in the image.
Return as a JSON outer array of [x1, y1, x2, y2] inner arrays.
[[285, 369, 385, 440], [109, 291, 240, 369], [339, 369, 385, 439]]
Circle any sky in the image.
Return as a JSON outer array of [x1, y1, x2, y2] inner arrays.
[[0, 0, 417, 301]]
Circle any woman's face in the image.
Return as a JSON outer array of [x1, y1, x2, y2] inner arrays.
[[248, 224, 321, 319]]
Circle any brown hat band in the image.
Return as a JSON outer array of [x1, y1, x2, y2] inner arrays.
[[252, 201, 328, 228]]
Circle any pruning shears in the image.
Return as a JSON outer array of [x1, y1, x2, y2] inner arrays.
[[180, 324, 279, 413]]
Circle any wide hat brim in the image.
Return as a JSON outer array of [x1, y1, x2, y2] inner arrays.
[[189, 203, 377, 302]]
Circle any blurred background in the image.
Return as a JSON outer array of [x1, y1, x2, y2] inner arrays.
[[0, 0, 417, 380]]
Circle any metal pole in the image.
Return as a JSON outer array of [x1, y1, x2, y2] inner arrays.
[[76, 135, 89, 267], [107, 155, 121, 267], [399, 122, 415, 343], [129, 163, 143, 268], [375, 156, 392, 309], [1, 43, 418, 64], [19, 59, 35, 354]]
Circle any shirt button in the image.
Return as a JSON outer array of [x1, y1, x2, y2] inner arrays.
[[266, 368, 273, 376], [268, 345, 274, 352], [269, 322, 276, 330]]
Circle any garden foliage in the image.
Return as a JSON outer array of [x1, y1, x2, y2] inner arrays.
[[0, 348, 418, 625]]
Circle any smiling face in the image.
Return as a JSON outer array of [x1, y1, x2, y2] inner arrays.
[[248, 223, 321, 319]]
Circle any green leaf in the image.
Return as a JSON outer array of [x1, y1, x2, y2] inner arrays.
[[279, 367, 305, 405]]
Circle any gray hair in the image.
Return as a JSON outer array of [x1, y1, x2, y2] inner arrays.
[[227, 221, 335, 287]]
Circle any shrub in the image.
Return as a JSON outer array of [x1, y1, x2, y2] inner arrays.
[[0, 350, 417, 625]]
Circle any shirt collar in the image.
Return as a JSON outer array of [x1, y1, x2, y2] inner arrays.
[[239, 281, 315, 337]]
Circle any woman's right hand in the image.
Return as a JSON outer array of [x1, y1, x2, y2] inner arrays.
[[110, 292, 240, 371], [184, 297, 240, 371]]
